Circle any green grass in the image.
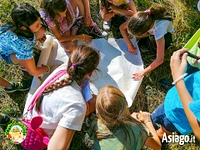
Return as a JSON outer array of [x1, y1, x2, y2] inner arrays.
[[0, 0, 200, 149]]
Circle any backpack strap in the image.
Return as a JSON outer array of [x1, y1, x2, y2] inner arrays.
[[27, 69, 67, 111]]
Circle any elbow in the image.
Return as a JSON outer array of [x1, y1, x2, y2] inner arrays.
[[156, 58, 164, 65], [28, 69, 41, 76], [28, 71, 39, 76], [119, 25, 123, 31], [194, 132, 200, 140], [157, 142, 162, 150]]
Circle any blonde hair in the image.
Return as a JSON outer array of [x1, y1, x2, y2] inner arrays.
[[96, 85, 142, 128]]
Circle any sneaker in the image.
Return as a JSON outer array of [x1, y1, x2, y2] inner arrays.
[[0, 114, 10, 131], [103, 21, 111, 31], [4, 80, 31, 93], [0, 114, 10, 125], [85, 23, 108, 38]]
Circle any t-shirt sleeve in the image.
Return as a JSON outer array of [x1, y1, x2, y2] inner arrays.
[[189, 100, 200, 122], [13, 37, 34, 60], [58, 100, 86, 131], [39, 9, 56, 28], [154, 20, 174, 40]]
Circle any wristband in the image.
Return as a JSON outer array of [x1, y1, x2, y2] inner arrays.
[[172, 73, 188, 85], [82, 34, 86, 42], [144, 119, 151, 124]]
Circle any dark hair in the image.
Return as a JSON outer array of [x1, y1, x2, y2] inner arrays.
[[36, 44, 100, 112], [128, 4, 168, 36], [41, 0, 72, 27], [6, 2, 48, 39], [100, 0, 111, 12]]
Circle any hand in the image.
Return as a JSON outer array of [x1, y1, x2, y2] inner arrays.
[[131, 112, 140, 120], [35, 27, 46, 41], [170, 48, 187, 81], [39, 34, 46, 43], [108, 5, 119, 14], [82, 34, 93, 43], [132, 71, 145, 80], [138, 111, 151, 124], [84, 17, 93, 27], [127, 43, 137, 55]]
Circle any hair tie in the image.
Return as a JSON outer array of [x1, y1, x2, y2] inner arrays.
[[72, 63, 76, 68], [145, 10, 151, 15]]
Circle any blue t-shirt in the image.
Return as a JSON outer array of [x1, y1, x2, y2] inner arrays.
[[164, 71, 200, 134], [0, 25, 35, 60], [149, 20, 174, 40]]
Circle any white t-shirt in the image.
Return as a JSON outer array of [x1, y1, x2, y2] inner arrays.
[[149, 20, 174, 40], [27, 63, 86, 137]]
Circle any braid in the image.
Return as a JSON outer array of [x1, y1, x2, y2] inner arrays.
[[35, 44, 100, 113], [43, 78, 72, 93]]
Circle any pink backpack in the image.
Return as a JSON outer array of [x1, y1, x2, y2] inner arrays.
[[21, 70, 67, 150]]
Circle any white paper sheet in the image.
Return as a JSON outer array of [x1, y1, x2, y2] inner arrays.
[[26, 37, 143, 110]]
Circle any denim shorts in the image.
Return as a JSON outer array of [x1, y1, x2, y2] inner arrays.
[[151, 104, 178, 132], [0, 54, 13, 64]]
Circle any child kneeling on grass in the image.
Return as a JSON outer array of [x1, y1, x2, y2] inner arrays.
[[0, 3, 50, 93], [87, 85, 161, 150]]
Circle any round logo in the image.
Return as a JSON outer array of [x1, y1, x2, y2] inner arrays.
[[5, 122, 27, 144]]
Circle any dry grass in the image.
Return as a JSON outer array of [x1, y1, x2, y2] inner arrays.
[[0, 0, 200, 149]]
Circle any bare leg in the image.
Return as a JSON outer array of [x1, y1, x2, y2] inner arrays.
[[0, 77, 11, 88]]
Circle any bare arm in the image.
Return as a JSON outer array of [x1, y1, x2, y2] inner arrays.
[[132, 37, 165, 80], [50, 26, 91, 43], [120, 21, 131, 45], [137, 112, 161, 150], [120, 21, 137, 54], [100, 3, 115, 21], [48, 126, 75, 150], [144, 37, 165, 74], [109, 1, 136, 17], [145, 121, 161, 150], [11, 55, 48, 76], [170, 49, 200, 140]]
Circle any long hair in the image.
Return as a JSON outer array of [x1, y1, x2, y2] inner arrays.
[[36, 45, 100, 112], [41, 0, 73, 27], [128, 4, 168, 36], [96, 85, 148, 148], [3, 2, 49, 39]]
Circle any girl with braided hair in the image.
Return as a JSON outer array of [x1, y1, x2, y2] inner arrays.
[[87, 85, 161, 150], [121, 4, 174, 80], [25, 44, 100, 149]]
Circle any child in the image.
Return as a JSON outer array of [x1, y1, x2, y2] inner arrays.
[[40, 0, 107, 53], [0, 3, 50, 92], [126, 4, 174, 79], [82, 0, 107, 36], [88, 85, 161, 150], [25, 45, 100, 149], [152, 48, 200, 140], [100, 0, 136, 30]]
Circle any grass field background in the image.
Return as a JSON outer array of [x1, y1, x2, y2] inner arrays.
[[0, 0, 200, 149]]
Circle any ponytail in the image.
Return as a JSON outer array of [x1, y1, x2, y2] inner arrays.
[[128, 4, 171, 36], [35, 44, 100, 112]]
